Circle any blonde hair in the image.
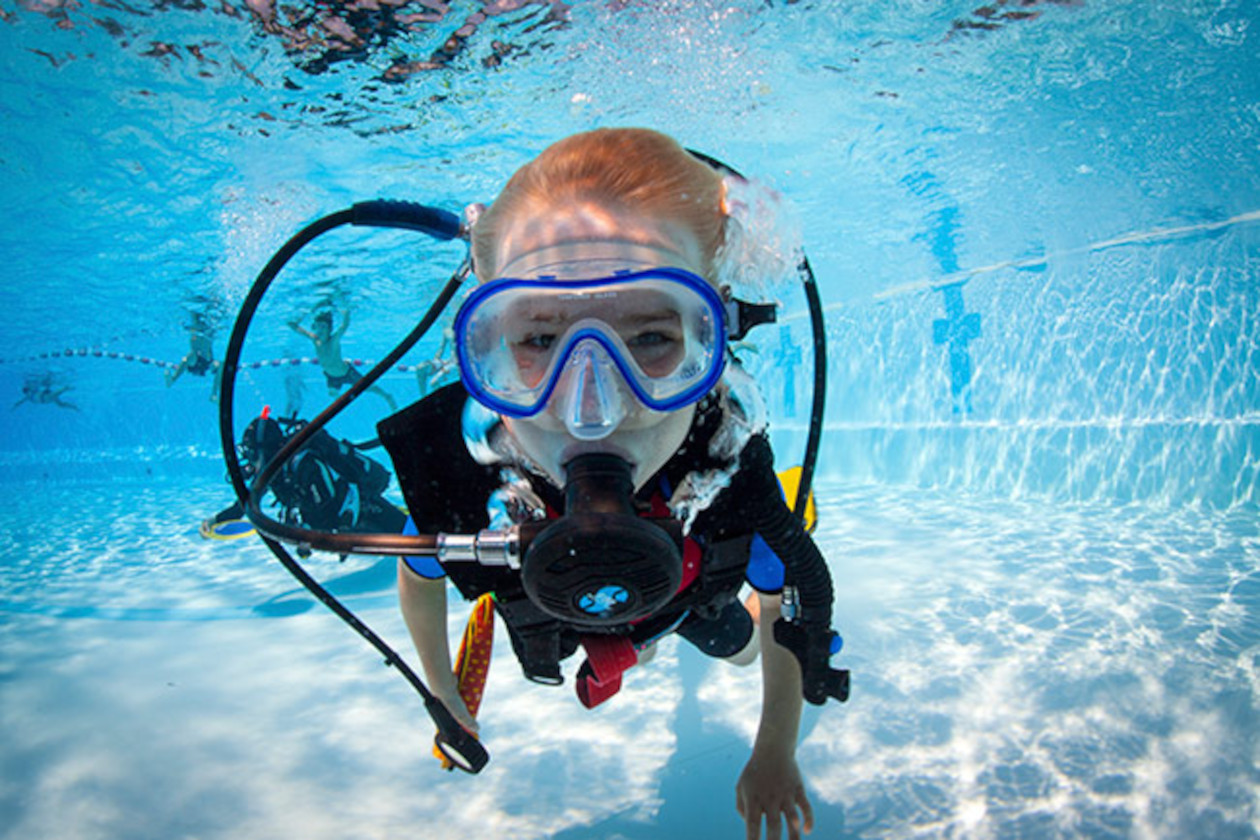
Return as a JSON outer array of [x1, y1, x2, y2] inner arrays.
[[471, 128, 726, 281]]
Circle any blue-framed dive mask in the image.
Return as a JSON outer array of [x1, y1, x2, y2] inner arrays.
[[454, 267, 727, 439]]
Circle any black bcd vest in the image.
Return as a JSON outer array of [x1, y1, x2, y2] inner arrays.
[[378, 383, 784, 683]]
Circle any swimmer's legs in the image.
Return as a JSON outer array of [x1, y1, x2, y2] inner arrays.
[[370, 384, 398, 412]]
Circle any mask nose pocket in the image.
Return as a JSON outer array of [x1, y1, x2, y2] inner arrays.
[[560, 340, 628, 440]]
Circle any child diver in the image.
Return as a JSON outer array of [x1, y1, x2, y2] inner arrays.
[[377, 128, 844, 840]]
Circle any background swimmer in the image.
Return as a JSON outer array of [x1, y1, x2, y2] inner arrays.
[[12, 372, 78, 411], [289, 307, 397, 410]]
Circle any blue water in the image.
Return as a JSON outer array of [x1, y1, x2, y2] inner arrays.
[[2, 2, 1259, 838]]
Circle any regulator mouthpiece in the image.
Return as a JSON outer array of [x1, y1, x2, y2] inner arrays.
[[521, 453, 682, 627]]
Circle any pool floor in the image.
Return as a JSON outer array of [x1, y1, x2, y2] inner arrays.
[[1, 468, 1257, 839]]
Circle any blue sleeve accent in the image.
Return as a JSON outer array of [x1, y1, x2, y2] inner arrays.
[[746, 532, 786, 593], [400, 515, 446, 579], [745, 465, 788, 593]]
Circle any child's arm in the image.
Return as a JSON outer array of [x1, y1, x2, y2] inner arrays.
[[287, 320, 315, 340], [736, 592, 814, 840], [396, 560, 479, 733]]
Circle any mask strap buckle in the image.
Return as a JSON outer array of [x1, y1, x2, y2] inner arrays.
[[726, 298, 778, 341]]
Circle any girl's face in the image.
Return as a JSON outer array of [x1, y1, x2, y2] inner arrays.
[[489, 207, 712, 490]]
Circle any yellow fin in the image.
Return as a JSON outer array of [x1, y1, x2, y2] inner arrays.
[[433, 593, 494, 770]]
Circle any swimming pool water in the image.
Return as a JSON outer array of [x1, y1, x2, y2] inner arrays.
[[2, 1, 1259, 838]]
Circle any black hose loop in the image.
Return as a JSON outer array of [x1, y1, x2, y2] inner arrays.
[[738, 436, 834, 625], [216, 205, 487, 773]]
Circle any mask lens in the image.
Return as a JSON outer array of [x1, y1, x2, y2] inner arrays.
[[503, 286, 686, 381], [455, 268, 725, 417]]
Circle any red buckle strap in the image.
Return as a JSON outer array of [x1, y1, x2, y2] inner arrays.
[[575, 634, 639, 708], [565, 490, 700, 709]]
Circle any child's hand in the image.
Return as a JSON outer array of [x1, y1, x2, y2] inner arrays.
[[431, 677, 479, 735], [736, 747, 813, 840]]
